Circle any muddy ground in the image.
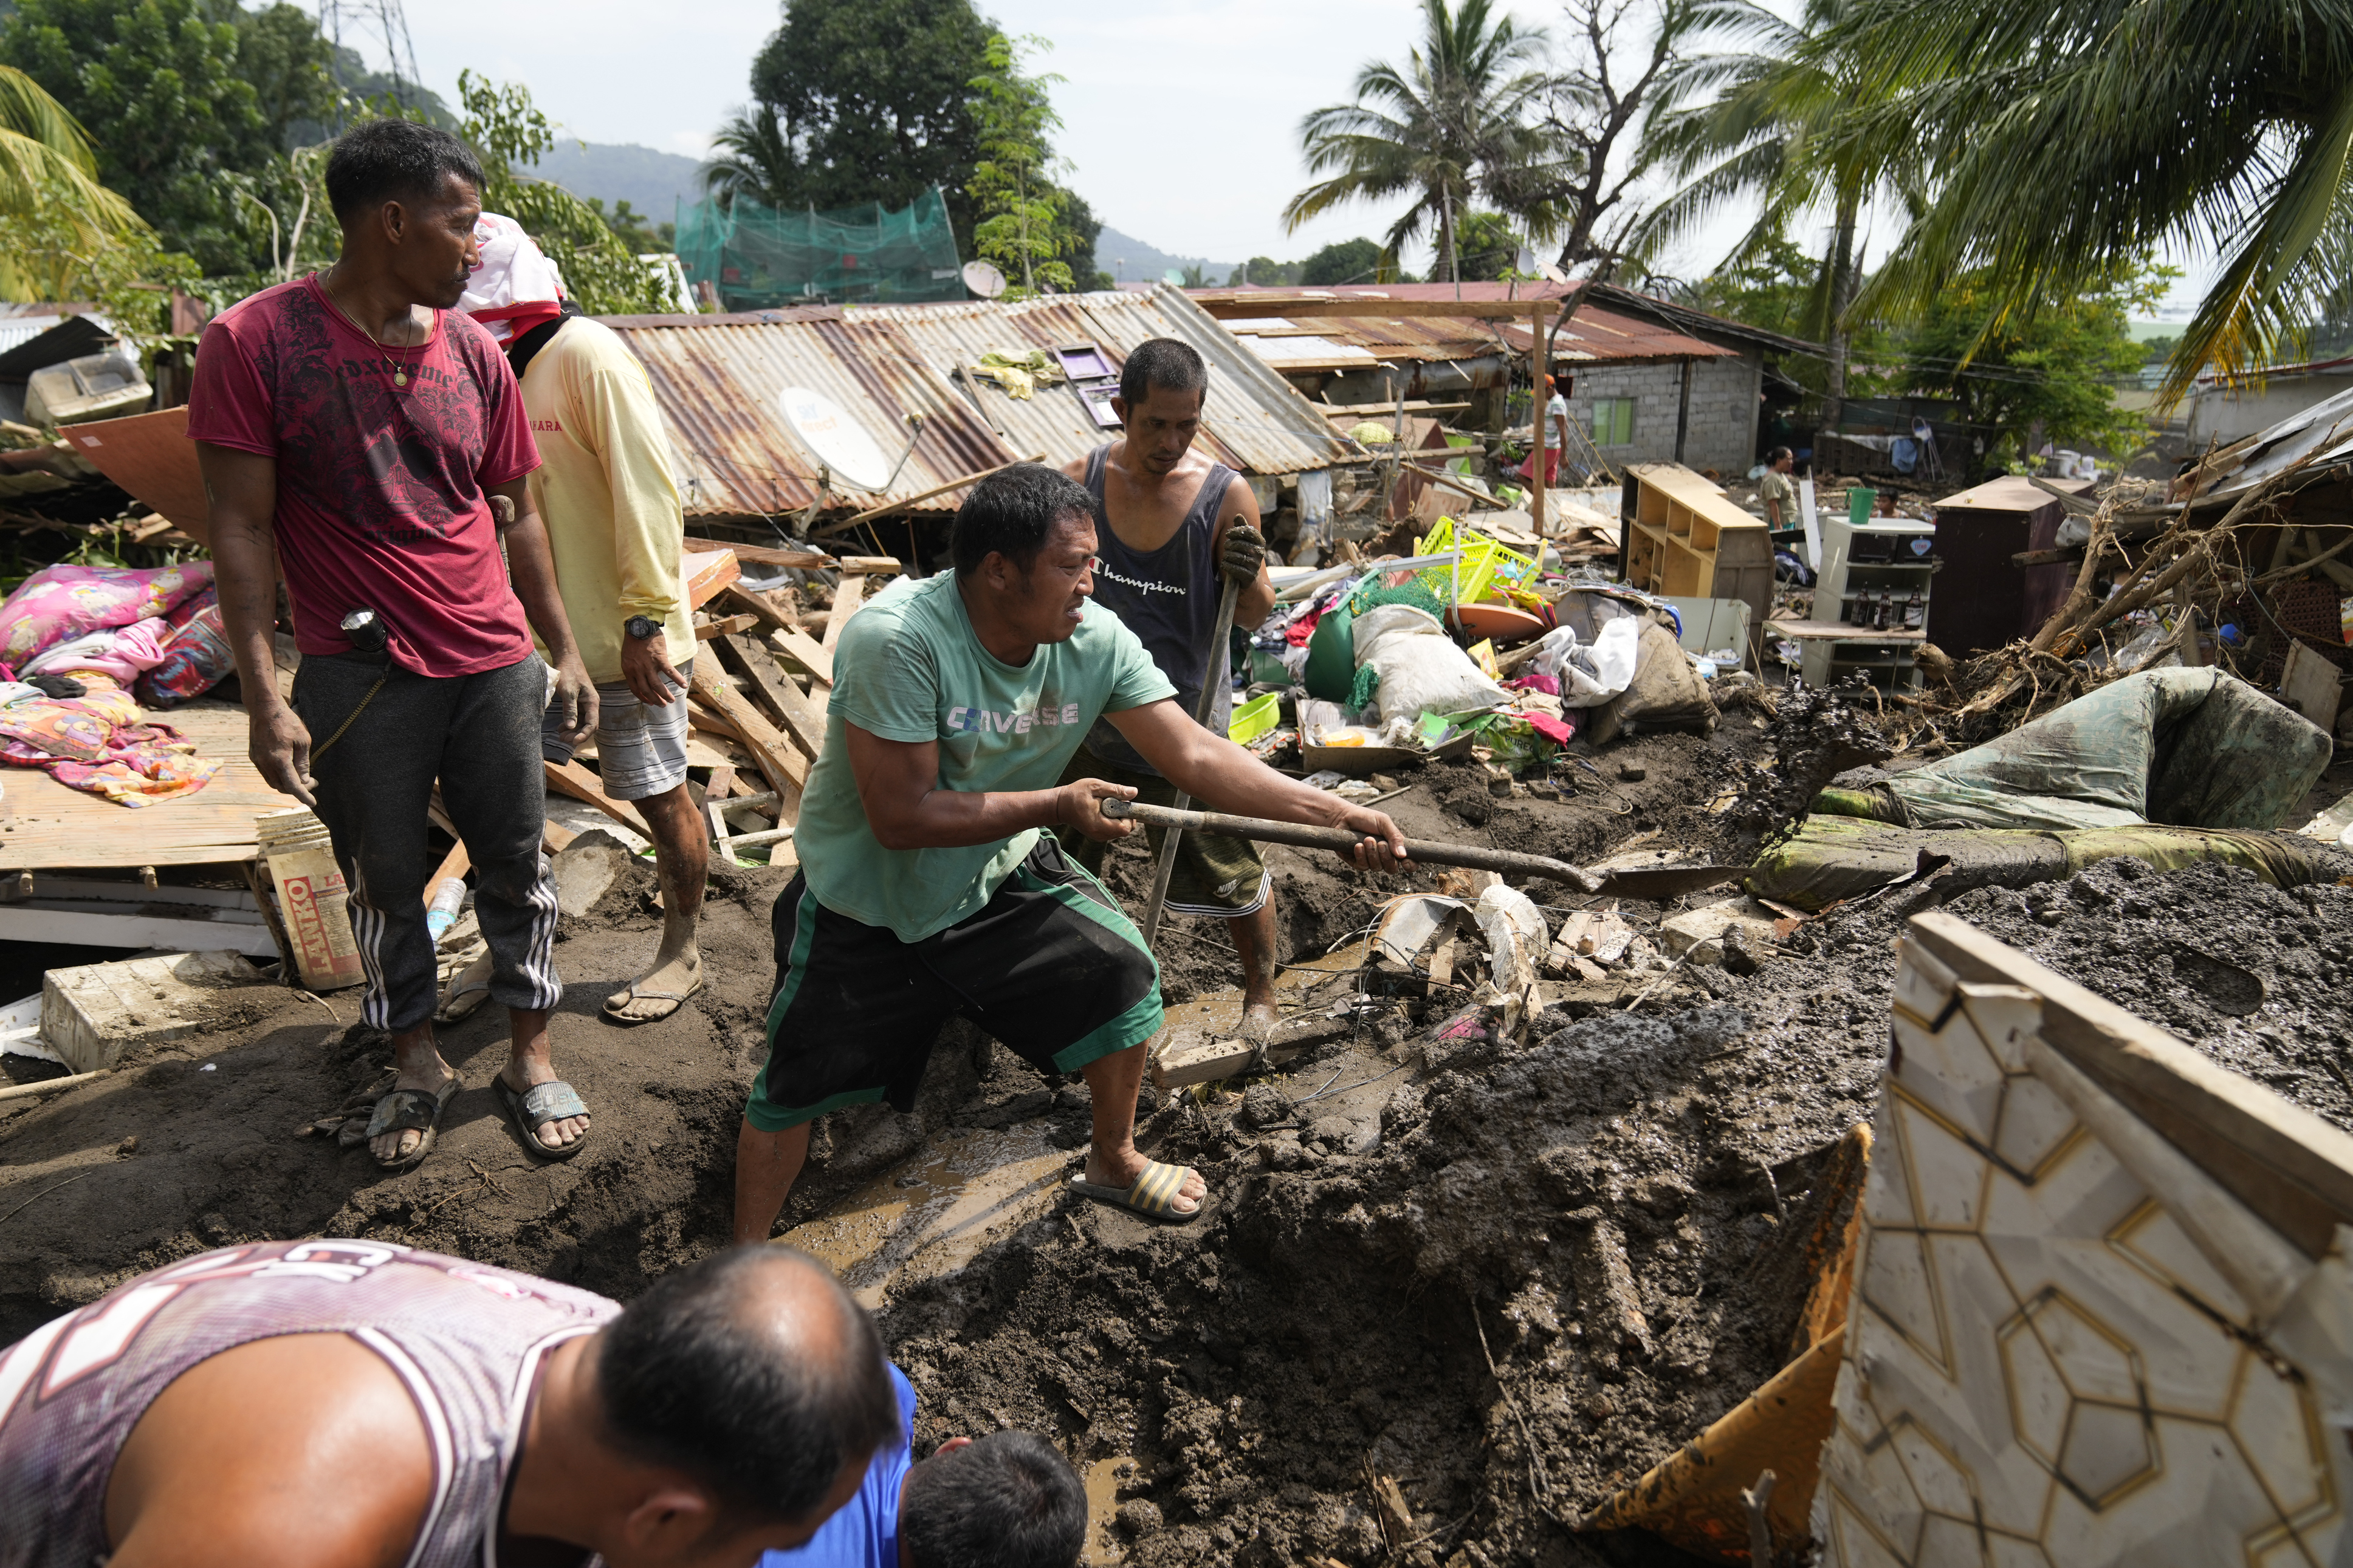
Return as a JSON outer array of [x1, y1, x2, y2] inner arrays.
[[2, 695, 2348, 1567]]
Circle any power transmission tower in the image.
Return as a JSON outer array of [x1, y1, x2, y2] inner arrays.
[[318, 0, 425, 114]]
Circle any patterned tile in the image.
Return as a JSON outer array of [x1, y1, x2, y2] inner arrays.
[[1813, 928, 2353, 1568]]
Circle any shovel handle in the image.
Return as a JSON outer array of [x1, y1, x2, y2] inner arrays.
[[1101, 799, 1601, 892]]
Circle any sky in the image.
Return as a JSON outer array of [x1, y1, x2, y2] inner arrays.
[[387, 0, 2211, 312]]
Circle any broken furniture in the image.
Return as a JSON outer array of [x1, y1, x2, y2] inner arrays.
[[1620, 464, 1773, 662], [1923, 474, 2092, 657]]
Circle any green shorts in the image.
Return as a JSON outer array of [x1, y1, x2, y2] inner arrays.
[[748, 836, 1163, 1132], [1055, 747, 1271, 919]]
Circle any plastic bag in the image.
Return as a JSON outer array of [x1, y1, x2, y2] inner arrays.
[[1530, 617, 1640, 708], [1350, 604, 1511, 724], [0, 561, 213, 667]]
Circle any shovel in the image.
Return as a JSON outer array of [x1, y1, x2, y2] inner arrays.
[[1104, 799, 1743, 900]]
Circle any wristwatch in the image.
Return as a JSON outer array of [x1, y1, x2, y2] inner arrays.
[[625, 615, 659, 642]]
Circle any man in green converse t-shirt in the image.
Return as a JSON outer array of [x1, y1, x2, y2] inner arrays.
[[733, 464, 1406, 1234]]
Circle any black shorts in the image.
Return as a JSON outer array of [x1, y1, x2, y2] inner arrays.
[[746, 837, 1164, 1132]]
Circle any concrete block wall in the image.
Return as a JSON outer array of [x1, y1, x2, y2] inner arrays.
[[1561, 351, 1762, 476]]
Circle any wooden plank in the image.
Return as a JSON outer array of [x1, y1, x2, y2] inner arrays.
[[712, 634, 828, 762], [822, 572, 868, 656], [836, 556, 903, 575], [773, 627, 835, 688], [718, 582, 797, 635], [1198, 297, 1567, 321], [694, 613, 760, 640], [684, 537, 836, 570], [819, 454, 1046, 535], [683, 548, 741, 608], [543, 760, 653, 839], [688, 660, 806, 813], [0, 904, 279, 957], [541, 817, 579, 854], [0, 705, 302, 871]]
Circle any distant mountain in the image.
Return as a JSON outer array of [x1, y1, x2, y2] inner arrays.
[[532, 142, 707, 225], [1093, 225, 1240, 287]]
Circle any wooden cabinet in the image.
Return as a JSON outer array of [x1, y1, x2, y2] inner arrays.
[[1620, 464, 1773, 656]]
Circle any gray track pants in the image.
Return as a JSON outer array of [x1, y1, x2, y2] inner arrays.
[[295, 651, 562, 1033]]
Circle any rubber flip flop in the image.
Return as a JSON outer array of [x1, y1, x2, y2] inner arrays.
[[435, 953, 493, 1025], [600, 974, 705, 1025], [363, 1078, 460, 1173], [1069, 1159, 1204, 1224], [495, 1076, 592, 1162]]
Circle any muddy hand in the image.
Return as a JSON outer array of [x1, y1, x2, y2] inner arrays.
[[1339, 806, 1409, 874], [1059, 778, 1139, 842]]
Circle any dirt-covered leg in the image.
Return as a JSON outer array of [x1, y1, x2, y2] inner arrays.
[[1079, 1042, 1203, 1213]]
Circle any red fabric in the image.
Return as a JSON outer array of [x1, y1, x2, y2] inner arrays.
[[185, 276, 541, 677], [1514, 450, 1562, 485]]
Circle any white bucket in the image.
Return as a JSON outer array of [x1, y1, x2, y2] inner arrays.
[[256, 808, 365, 991]]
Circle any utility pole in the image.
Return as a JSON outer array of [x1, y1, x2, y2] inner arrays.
[[319, 0, 424, 115]]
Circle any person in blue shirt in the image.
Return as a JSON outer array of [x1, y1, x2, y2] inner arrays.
[[764, 1362, 1089, 1568]]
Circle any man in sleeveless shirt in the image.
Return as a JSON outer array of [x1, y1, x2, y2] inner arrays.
[[0, 1241, 899, 1567], [1056, 339, 1286, 1035]]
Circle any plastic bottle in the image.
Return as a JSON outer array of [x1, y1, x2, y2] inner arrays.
[[425, 876, 467, 941]]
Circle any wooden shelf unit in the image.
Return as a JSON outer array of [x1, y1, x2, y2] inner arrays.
[[1620, 464, 1773, 651]]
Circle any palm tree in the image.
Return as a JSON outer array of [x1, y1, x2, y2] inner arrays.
[[700, 103, 795, 212], [1826, 0, 2353, 400], [0, 65, 147, 300], [1283, 0, 1550, 282], [1637, 0, 1911, 438]]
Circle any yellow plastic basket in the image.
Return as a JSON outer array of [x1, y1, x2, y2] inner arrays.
[[1412, 518, 1537, 605]]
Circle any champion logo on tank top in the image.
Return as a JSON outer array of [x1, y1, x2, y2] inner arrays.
[[1094, 563, 1187, 597]]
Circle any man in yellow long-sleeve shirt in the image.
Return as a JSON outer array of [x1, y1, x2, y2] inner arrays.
[[462, 215, 707, 1023]]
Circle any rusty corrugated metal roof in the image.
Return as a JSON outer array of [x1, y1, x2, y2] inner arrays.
[[1192, 282, 1742, 366], [604, 312, 1018, 522], [857, 284, 1356, 476]]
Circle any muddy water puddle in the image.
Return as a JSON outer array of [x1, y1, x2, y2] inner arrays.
[[778, 1125, 1074, 1308]]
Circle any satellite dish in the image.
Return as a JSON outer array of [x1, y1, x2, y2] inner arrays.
[[777, 387, 894, 491], [962, 260, 1007, 300]]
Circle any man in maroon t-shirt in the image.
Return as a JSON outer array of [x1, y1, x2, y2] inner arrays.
[[191, 121, 600, 1173]]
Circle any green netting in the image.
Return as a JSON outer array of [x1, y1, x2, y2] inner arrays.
[[1350, 579, 1446, 619], [675, 187, 964, 309]]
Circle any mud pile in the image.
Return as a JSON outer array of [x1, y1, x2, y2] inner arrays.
[[877, 845, 2353, 1568]]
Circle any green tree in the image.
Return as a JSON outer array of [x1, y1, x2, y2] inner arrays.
[[0, 0, 278, 272], [232, 4, 338, 152], [1284, 0, 1550, 282], [1453, 209, 1520, 279], [1824, 0, 2353, 399], [1897, 263, 2165, 464], [737, 0, 993, 255], [0, 64, 167, 306], [1299, 236, 1385, 286], [585, 197, 676, 255], [966, 32, 1074, 297], [1640, 0, 1917, 442], [701, 103, 792, 210]]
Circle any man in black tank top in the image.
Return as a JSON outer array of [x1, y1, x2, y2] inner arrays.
[[1057, 338, 1283, 1034]]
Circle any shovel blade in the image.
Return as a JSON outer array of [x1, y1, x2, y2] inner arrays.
[[1592, 865, 1744, 900]]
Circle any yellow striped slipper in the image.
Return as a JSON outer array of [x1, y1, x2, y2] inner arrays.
[[1070, 1159, 1204, 1223]]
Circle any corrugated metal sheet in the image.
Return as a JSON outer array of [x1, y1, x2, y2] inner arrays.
[[1192, 283, 1740, 365], [605, 311, 1017, 522], [857, 284, 1356, 476]]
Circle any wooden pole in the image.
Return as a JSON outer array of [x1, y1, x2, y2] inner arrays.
[[813, 452, 1047, 537], [1531, 304, 1549, 535]]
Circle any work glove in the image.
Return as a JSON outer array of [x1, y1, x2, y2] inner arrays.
[[1220, 522, 1268, 586]]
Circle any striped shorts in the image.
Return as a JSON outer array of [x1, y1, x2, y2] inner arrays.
[[540, 659, 693, 803]]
